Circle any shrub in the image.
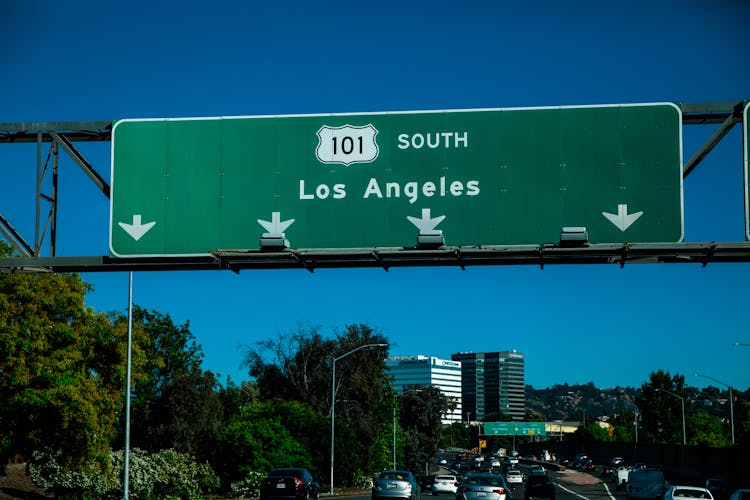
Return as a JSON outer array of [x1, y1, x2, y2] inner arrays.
[[229, 470, 265, 499], [29, 448, 220, 499]]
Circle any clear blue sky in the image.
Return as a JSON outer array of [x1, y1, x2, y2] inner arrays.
[[2, 1, 749, 391]]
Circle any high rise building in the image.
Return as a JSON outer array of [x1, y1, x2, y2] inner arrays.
[[385, 355, 463, 424], [451, 351, 525, 421]]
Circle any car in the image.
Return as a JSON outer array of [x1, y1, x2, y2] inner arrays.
[[505, 469, 524, 486], [529, 465, 545, 475], [524, 473, 555, 500], [572, 454, 588, 468], [611, 457, 625, 467], [431, 475, 458, 495], [728, 490, 750, 500], [599, 465, 615, 478], [372, 470, 421, 500], [664, 485, 714, 500], [420, 475, 436, 493], [706, 479, 731, 500], [456, 473, 511, 500], [626, 468, 665, 500], [259, 468, 320, 500], [580, 460, 596, 473]]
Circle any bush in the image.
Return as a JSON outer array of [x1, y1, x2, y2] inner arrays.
[[29, 448, 220, 499], [229, 470, 265, 499]]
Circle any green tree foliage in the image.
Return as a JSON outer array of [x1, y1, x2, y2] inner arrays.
[[219, 380, 259, 424], [244, 324, 336, 410], [397, 386, 453, 476], [439, 422, 471, 451], [126, 306, 223, 463], [636, 370, 688, 444], [217, 400, 314, 484], [575, 421, 612, 442], [687, 411, 729, 447], [0, 259, 127, 472], [245, 323, 390, 486], [609, 410, 637, 442]]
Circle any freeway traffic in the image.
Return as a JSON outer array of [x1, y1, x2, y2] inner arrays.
[[326, 464, 622, 500]]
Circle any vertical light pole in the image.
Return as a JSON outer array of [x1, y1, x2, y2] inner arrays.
[[123, 272, 134, 500], [330, 343, 387, 495], [655, 388, 686, 446], [696, 373, 735, 445]]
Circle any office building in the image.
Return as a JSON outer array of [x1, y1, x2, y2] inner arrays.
[[385, 355, 463, 424], [451, 350, 525, 421]]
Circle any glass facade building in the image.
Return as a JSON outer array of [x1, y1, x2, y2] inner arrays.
[[385, 355, 463, 424], [450, 351, 525, 421]]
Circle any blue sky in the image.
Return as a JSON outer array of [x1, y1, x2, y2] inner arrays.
[[1, 1, 749, 391]]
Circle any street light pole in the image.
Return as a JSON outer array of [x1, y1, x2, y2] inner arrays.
[[655, 388, 686, 446], [696, 373, 735, 445], [330, 343, 387, 495]]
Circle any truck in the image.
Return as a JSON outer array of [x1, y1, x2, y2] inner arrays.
[[616, 466, 630, 490]]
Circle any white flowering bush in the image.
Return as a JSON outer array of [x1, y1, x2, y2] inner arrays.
[[353, 470, 374, 489], [229, 470, 265, 499], [28, 448, 220, 499]]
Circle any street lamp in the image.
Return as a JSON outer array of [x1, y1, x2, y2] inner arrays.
[[655, 388, 686, 446], [695, 373, 735, 445], [330, 343, 387, 495]]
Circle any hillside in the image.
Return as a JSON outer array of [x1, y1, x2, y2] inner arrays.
[[525, 382, 639, 421]]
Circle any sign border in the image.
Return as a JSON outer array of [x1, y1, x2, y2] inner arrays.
[[744, 101, 750, 241], [110, 102, 684, 258]]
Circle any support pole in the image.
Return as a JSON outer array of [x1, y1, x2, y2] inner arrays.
[[123, 272, 133, 499]]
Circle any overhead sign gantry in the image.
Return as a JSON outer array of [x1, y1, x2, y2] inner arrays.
[[1, 101, 748, 272], [110, 103, 683, 257]]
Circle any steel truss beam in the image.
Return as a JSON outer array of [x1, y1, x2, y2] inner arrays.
[[0, 104, 747, 273], [1, 243, 750, 273]]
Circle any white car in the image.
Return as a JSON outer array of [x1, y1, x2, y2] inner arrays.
[[664, 485, 714, 500], [505, 470, 524, 485], [431, 475, 458, 495]]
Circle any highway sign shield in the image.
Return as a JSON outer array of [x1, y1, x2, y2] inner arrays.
[[110, 103, 683, 257]]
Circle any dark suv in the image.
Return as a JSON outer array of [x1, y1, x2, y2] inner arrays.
[[524, 474, 555, 500]]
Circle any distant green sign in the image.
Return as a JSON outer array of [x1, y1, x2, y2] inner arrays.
[[110, 104, 683, 257], [484, 422, 546, 436]]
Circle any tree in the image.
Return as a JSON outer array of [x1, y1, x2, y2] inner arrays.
[[397, 386, 453, 476], [0, 250, 127, 472], [609, 410, 637, 442], [688, 412, 729, 447], [636, 370, 688, 444], [244, 324, 336, 410], [217, 400, 314, 484], [440, 422, 471, 451], [574, 421, 612, 442], [126, 306, 222, 463], [243, 323, 391, 486]]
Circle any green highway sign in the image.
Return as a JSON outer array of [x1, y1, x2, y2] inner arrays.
[[745, 101, 750, 240], [484, 421, 546, 436], [110, 104, 683, 257]]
